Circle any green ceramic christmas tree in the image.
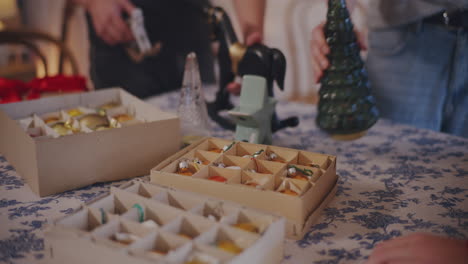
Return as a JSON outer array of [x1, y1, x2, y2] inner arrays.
[[316, 0, 379, 140]]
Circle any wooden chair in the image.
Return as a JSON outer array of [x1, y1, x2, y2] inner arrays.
[[0, 28, 80, 77]]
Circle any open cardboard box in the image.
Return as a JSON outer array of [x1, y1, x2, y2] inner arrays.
[[45, 181, 286, 264], [150, 138, 338, 239], [0, 88, 180, 196]]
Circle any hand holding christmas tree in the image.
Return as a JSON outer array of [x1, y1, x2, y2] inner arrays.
[[316, 0, 379, 139]]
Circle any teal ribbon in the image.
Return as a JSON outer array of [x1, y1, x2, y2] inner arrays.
[[132, 203, 144, 223], [310, 163, 320, 168], [223, 142, 235, 152], [252, 149, 264, 157], [99, 208, 107, 224], [287, 165, 313, 177]]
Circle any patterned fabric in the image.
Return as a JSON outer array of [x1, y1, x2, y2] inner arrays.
[[1, 88, 467, 264]]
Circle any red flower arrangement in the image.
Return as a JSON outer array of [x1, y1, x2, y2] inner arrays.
[[0, 75, 87, 104]]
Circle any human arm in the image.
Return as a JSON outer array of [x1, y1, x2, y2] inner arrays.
[[72, 0, 135, 45], [227, 0, 266, 94], [366, 233, 468, 264], [233, 0, 266, 45]]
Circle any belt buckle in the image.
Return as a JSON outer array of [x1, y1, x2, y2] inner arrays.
[[443, 11, 450, 26]]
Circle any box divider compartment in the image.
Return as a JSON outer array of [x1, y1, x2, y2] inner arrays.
[[226, 155, 252, 169], [224, 209, 275, 235], [151, 171, 305, 222], [153, 191, 203, 211], [130, 231, 189, 260], [153, 137, 205, 172], [87, 193, 129, 215], [254, 159, 287, 175], [162, 156, 199, 176], [191, 202, 225, 222], [91, 219, 148, 249], [46, 179, 287, 263], [195, 150, 220, 164], [275, 178, 311, 197], [54, 207, 105, 235], [236, 143, 267, 159], [196, 138, 235, 154], [144, 204, 179, 227], [161, 215, 212, 240], [119, 182, 154, 199], [240, 171, 275, 190], [194, 225, 259, 255], [138, 182, 168, 197], [167, 242, 233, 263], [194, 166, 241, 184], [285, 164, 322, 183], [295, 151, 331, 169], [112, 189, 182, 227], [265, 146, 298, 163]]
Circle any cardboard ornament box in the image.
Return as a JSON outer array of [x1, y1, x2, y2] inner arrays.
[[0, 88, 180, 196], [46, 181, 286, 264], [150, 138, 338, 239]]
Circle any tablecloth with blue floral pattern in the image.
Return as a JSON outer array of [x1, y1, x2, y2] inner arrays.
[[1, 90, 467, 264]]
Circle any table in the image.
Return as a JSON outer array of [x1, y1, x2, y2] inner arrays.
[[1, 91, 467, 264]]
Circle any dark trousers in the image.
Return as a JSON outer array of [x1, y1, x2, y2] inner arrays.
[[87, 0, 215, 99]]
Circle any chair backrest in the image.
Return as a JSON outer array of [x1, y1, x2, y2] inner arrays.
[[0, 29, 79, 76]]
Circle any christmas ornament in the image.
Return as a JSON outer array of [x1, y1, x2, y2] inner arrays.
[[317, 0, 379, 140]]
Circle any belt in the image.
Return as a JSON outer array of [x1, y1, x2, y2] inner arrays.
[[424, 9, 468, 29]]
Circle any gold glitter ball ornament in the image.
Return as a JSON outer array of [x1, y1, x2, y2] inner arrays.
[[113, 114, 134, 123], [99, 102, 120, 110], [44, 116, 60, 124], [51, 122, 71, 136], [97, 102, 120, 115], [95, 125, 112, 131], [79, 114, 109, 130], [67, 108, 83, 117]]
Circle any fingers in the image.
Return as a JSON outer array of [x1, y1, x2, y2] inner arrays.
[[366, 234, 430, 264], [356, 30, 368, 51], [88, 0, 135, 45], [245, 31, 263, 46], [92, 16, 112, 44], [102, 21, 126, 45], [312, 22, 329, 54], [312, 58, 323, 83], [119, 0, 135, 15], [367, 240, 412, 264], [385, 261, 426, 264], [311, 42, 329, 70], [96, 14, 128, 45], [310, 22, 329, 83], [110, 15, 133, 42], [227, 82, 241, 95]]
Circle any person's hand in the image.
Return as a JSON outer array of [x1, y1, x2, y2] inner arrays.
[[367, 233, 468, 264], [244, 30, 263, 46], [226, 80, 242, 96], [311, 22, 367, 83], [84, 0, 135, 45], [226, 30, 263, 95]]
